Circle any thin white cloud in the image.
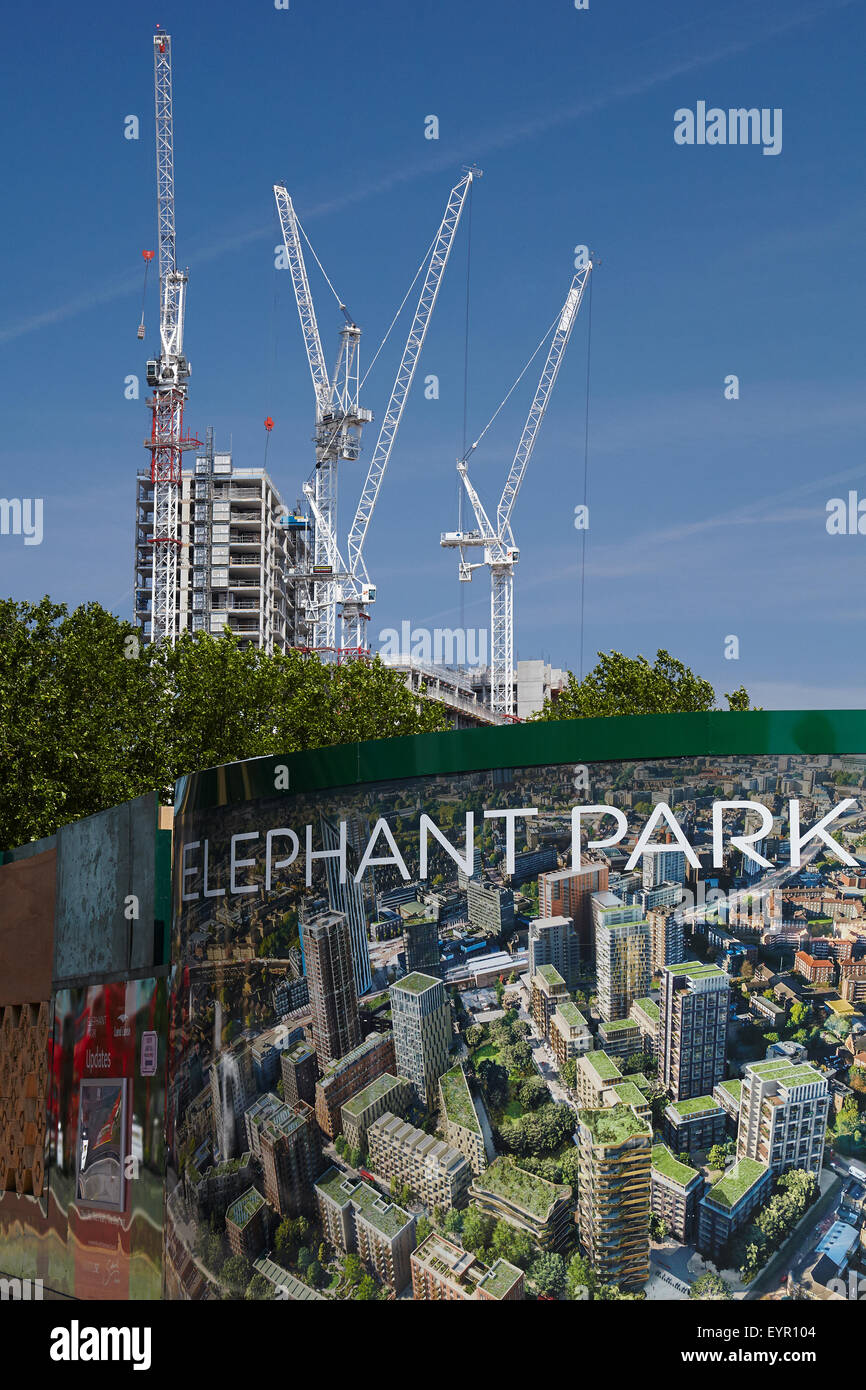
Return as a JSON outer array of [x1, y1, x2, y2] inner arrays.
[[0, 0, 852, 346]]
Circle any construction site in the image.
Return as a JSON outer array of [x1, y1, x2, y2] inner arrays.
[[132, 30, 591, 727]]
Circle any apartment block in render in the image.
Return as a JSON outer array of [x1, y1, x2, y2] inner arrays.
[[630, 996, 660, 1061], [410, 1232, 524, 1301], [467, 880, 515, 937], [737, 1059, 830, 1176], [530, 964, 569, 1041], [597, 1017, 642, 1063], [648, 909, 685, 975], [658, 961, 730, 1101], [399, 900, 441, 977], [260, 1100, 321, 1217], [302, 910, 362, 1067], [651, 1145, 704, 1243], [794, 951, 834, 985], [538, 862, 610, 972], [697, 1159, 772, 1261], [314, 1031, 396, 1140], [713, 1078, 743, 1133], [439, 1065, 487, 1177], [550, 1000, 592, 1067], [340, 1073, 412, 1155], [134, 446, 308, 649], [315, 1167, 416, 1291], [390, 972, 452, 1109], [280, 1040, 319, 1109], [575, 1050, 624, 1109], [225, 1187, 268, 1262], [367, 1112, 471, 1212], [576, 1104, 653, 1288], [470, 1157, 573, 1252], [663, 1096, 728, 1156], [591, 892, 652, 1024]]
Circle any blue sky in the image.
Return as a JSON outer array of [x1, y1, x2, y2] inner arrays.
[[1, 0, 864, 708]]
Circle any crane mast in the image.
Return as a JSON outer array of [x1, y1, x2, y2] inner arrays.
[[274, 186, 371, 651], [144, 30, 197, 645], [340, 168, 480, 653], [442, 263, 592, 717]]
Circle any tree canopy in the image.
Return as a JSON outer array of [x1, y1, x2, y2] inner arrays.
[[0, 597, 450, 850], [532, 648, 751, 721]]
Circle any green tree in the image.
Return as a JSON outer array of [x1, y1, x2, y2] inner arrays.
[[567, 1253, 596, 1301], [221, 1255, 251, 1297], [529, 1251, 567, 1299], [355, 1274, 377, 1301], [689, 1272, 732, 1301], [245, 1272, 272, 1300], [532, 647, 752, 722], [343, 1254, 363, 1287], [0, 601, 450, 850], [649, 1214, 668, 1242]]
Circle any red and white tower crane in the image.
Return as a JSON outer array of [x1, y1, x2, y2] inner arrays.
[[441, 263, 592, 717], [143, 29, 198, 644]]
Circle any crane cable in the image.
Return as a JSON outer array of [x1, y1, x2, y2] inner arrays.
[[578, 271, 594, 680], [458, 302, 565, 468]]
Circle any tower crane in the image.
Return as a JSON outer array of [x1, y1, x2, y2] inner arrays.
[[340, 168, 479, 654], [273, 186, 372, 650], [143, 29, 199, 645], [441, 263, 592, 717]]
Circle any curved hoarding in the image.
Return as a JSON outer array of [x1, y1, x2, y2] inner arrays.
[[165, 711, 866, 1300]]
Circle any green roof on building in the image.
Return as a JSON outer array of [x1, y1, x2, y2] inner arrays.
[[747, 1059, 824, 1088], [612, 1081, 648, 1109], [584, 1050, 623, 1083], [671, 960, 727, 982], [393, 971, 440, 996], [632, 997, 660, 1022], [579, 1102, 652, 1148], [652, 1143, 700, 1187], [706, 1158, 769, 1210], [535, 964, 567, 989], [341, 1072, 405, 1119], [719, 1079, 742, 1101], [314, 1165, 413, 1239], [601, 1018, 640, 1034], [476, 1258, 524, 1299], [555, 1000, 588, 1028], [226, 1186, 265, 1230], [319, 1030, 393, 1083], [473, 1157, 570, 1222], [670, 1094, 721, 1118], [630, 1073, 654, 1094], [439, 1065, 481, 1136]]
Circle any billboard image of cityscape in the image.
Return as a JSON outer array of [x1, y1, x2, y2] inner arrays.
[[164, 750, 866, 1301]]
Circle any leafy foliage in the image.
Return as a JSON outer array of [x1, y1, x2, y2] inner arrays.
[[532, 647, 752, 721], [0, 598, 450, 849]]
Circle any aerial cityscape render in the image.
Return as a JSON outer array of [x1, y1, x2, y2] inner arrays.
[[158, 743, 866, 1302]]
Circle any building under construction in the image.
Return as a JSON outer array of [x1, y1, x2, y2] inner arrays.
[[133, 29, 586, 722]]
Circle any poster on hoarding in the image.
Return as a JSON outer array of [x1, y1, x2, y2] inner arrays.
[[164, 740, 866, 1301], [75, 1078, 128, 1211]]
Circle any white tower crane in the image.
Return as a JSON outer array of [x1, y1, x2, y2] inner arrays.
[[143, 29, 198, 645], [273, 186, 372, 651], [441, 263, 592, 717], [339, 167, 480, 653]]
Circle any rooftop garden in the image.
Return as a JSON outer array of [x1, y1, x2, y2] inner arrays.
[[394, 971, 439, 995], [633, 997, 659, 1022], [342, 1073, 403, 1117], [440, 1065, 481, 1135], [670, 1095, 719, 1118], [474, 1157, 569, 1221], [652, 1143, 699, 1186], [579, 1103, 651, 1148], [707, 1158, 769, 1210], [584, 1050, 622, 1083]]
